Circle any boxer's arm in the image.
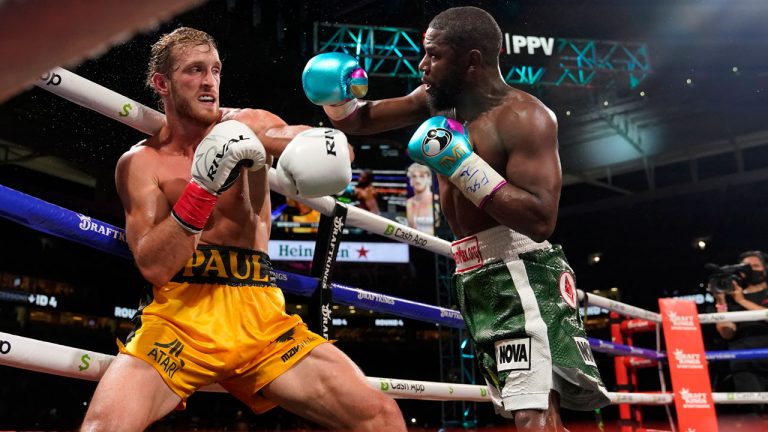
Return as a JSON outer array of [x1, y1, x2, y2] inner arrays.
[[480, 102, 562, 242], [246, 159, 272, 252], [226, 108, 310, 157], [116, 147, 199, 286], [331, 85, 431, 135]]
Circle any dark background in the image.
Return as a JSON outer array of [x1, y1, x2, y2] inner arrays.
[[1, 0, 768, 429]]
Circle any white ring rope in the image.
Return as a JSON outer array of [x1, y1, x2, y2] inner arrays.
[[697, 309, 768, 324], [0, 331, 484, 402], [2, 331, 767, 405], [35, 67, 453, 258], [266, 173, 452, 257], [579, 290, 662, 322], [34, 67, 166, 136], [579, 291, 768, 324]]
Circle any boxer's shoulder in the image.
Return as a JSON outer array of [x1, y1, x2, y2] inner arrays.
[[222, 108, 286, 131], [487, 94, 557, 143], [121, 138, 161, 161], [116, 138, 164, 179]]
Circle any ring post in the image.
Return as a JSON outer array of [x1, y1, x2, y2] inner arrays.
[[308, 202, 348, 340]]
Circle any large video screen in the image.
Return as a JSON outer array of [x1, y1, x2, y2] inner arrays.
[[273, 164, 440, 238], [269, 136, 448, 269]]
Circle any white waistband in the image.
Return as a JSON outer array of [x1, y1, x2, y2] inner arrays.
[[451, 226, 551, 273]]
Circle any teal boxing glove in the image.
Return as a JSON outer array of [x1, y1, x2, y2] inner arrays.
[[407, 116, 507, 208], [302, 52, 368, 120]]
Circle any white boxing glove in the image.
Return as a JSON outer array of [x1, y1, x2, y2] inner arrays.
[[172, 120, 267, 233], [191, 120, 267, 193], [275, 128, 352, 198]]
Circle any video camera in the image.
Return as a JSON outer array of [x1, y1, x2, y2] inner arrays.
[[705, 262, 753, 294]]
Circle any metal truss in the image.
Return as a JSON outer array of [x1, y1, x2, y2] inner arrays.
[[313, 22, 422, 79], [313, 23, 651, 89], [505, 39, 651, 88]]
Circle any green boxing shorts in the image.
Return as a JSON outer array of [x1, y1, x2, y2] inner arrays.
[[451, 226, 610, 415]]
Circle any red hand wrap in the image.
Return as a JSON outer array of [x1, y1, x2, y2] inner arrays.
[[171, 181, 218, 233]]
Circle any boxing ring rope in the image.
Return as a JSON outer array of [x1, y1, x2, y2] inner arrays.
[[0, 331, 489, 402], [5, 67, 765, 414], [3, 323, 768, 406], [580, 290, 768, 324], [35, 67, 166, 136], [589, 335, 768, 362]]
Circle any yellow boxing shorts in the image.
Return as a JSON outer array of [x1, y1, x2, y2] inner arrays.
[[119, 244, 328, 413]]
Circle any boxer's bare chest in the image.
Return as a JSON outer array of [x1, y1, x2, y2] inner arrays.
[[154, 151, 259, 245], [438, 113, 509, 237]]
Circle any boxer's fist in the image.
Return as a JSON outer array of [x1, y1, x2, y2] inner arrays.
[[192, 120, 267, 194], [408, 116, 507, 208], [302, 52, 368, 106], [275, 128, 352, 198], [172, 120, 266, 233], [407, 116, 472, 177]]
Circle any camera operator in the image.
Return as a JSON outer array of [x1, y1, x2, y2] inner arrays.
[[713, 250, 768, 415]]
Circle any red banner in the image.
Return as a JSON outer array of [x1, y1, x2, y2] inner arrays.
[[659, 298, 718, 432]]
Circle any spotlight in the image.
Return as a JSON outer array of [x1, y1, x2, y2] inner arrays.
[[693, 237, 710, 250], [732, 66, 739, 73], [566, 110, 571, 116], [639, 91, 646, 97], [686, 78, 693, 85], [603, 100, 609, 107], [589, 253, 602, 265]]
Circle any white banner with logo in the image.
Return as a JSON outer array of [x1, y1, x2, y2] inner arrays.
[[268, 240, 409, 263]]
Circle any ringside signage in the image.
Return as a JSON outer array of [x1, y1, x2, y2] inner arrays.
[[269, 240, 408, 263], [659, 298, 718, 432]]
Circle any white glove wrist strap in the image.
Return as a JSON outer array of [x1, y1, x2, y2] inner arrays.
[[449, 153, 507, 208], [323, 99, 360, 121]]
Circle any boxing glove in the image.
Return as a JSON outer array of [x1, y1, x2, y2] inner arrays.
[[407, 116, 507, 208], [274, 128, 352, 198], [172, 120, 267, 233], [302, 52, 368, 120]]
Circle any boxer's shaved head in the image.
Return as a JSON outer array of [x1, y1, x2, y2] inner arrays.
[[428, 6, 502, 66]]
